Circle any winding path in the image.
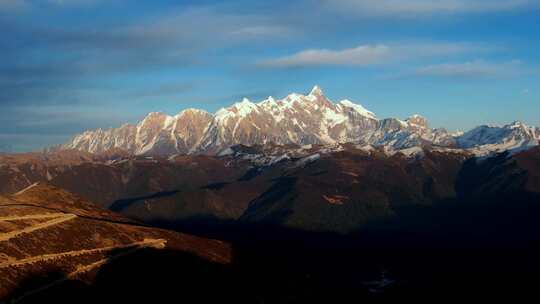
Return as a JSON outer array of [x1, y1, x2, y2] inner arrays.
[[0, 213, 68, 222], [13, 183, 40, 196], [7, 239, 168, 303], [0, 201, 169, 302], [0, 238, 167, 269], [0, 213, 77, 242]]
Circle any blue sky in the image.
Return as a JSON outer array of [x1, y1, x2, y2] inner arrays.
[[1, 0, 539, 152]]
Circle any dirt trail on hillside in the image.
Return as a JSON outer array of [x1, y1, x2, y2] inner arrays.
[[13, 183, 39, 196], [0, 238, 167, 269], [8, 238, 168, 303], [0, 213, 68, 221], [0, 214, 77, 242]]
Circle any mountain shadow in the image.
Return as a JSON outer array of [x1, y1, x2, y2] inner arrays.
[[109, 190, 180, 212]]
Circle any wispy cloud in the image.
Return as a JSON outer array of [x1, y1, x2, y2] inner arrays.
[[412, 60, 527, 78], [0, 3, 302, 151], [0, 6, 296, 104], [1, 104, 141, 135], [324, 0, 538, 16], [230, 25, 293, 37], [259, 42, 488, 68], [122, 7, 295, 50]]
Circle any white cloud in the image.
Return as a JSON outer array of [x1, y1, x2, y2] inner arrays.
[[325, 0, 538, 16], [230, 25, 293, 37], [124, 7, 295, 49], [412, 60, 526, 78], [260, 43, 487, 67], [262, 45, 392, 67]]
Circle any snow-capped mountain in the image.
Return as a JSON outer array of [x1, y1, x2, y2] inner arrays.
[[197, 86, 379, 153], [456, 121, 540, 156], [56, 86, 539, 156], [64, 108, 212, 155]]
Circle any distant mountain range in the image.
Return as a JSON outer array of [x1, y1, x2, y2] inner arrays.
[[56, 86, 539, 156], [3, 86, 540, 301]]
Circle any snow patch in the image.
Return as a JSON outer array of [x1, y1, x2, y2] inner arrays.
[[339, 99, 376, 119], [396, 147, 425, 158], [217, 147, 235, 157], [296, 153, 321, 167]]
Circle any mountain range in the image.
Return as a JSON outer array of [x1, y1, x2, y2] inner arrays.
[[2, 86, 540, 302], [56, 86, 540, 157], [3, 141, 540, 302]]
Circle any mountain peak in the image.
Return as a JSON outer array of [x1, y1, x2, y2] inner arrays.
[[144, 111, 167, 118], [177, 108, 211, 118], [508, 120, 526, 128], [406, 114, 429, 128], [139, 111, 170, 127], [234, 98, 257, 111], [309, 85, 324, 96], [215, 97, 259, 121]]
